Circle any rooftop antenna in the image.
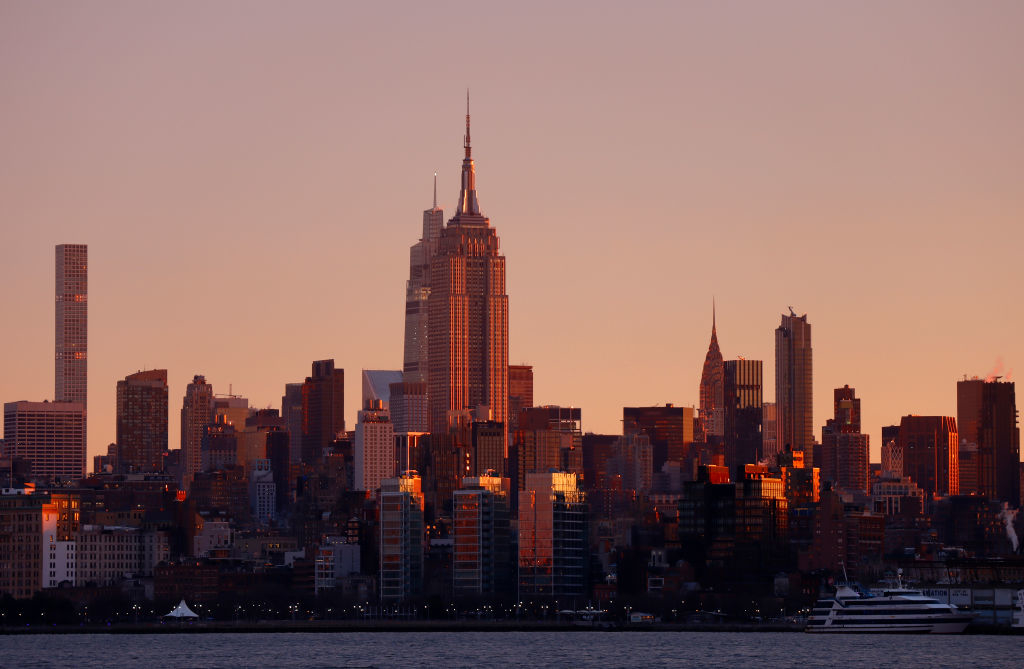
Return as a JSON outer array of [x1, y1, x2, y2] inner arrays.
[[433, 171, 438, 210]]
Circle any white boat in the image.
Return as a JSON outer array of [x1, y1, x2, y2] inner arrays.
[[1013, 589, 1024, 629], [806, 573, 973, 634]]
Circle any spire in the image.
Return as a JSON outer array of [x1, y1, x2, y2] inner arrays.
[[709, 300, 720, 352], [456, 89, 481, 217], [464, 89, 471, 159], [433, 171, 438, 210]]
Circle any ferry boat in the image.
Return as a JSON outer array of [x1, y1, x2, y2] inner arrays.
[[806, 572, 973, 634]]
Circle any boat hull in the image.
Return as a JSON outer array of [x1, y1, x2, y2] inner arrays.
[[806, 617, 972, 634]]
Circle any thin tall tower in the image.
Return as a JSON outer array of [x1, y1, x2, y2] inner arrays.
[[403, 173, 444, 384], [55, 243, 87, 467], [775, 310, 813, 465], [427, 95, 509, 436]]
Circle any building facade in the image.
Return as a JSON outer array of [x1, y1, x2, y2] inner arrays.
[[957, 378, 1019, 505], [181, 375, 214, 487], [403, 176, 445, 385], [301, 359, 345, 464], [698, 307, 725, 441], [453, 474, 511, 596], [379, 474, 424, 602], [355, 401, 395, 492], [723, 359, 763, 472], [116, 369, 168, 473], [899, 415, 959, 499], [518, 471, 588, 597], [427, 104, 509, 439], [775, 311, 813, 464], [55, 244, 88, 411], [3, 401, 86, 482]]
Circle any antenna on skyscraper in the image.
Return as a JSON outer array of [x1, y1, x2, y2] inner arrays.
[[433, 171, 438, 210]]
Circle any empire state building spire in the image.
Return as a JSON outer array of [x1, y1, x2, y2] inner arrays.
[[457, 90, 481, 218]]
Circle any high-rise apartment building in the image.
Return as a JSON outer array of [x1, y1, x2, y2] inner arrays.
[[181, 375, 214, 487], [379, 473, 424, 602], [957, 378, 1019, 505], [819, 386, 869, 494], [355, 401, 394, 492], [54, 243, 87, 466], [775, 311, 813, 464], [698, 307, 724, 441], [403, 175, 445, 385], [116, 370, 168, 473], [453, 474, 512, 596], [427, 102, 509, 439], [515, 406, 583, 491], [55, 244, 87, 409], [3, 401, 86, 482], [723, 359, 763, 472], [518, 471, 588, 597], [898, 415, 958, 499], [301, 360, 345, 464]]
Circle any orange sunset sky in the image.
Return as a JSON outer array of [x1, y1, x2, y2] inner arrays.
[[1, 1, 1022, 463]]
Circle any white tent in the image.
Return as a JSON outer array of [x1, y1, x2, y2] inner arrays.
[[165, 600, 199, 618]]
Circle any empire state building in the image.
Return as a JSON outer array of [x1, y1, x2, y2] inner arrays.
[[427, 100, 509, 435]]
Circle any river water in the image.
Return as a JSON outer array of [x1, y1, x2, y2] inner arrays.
[[1, 631, 1020, 668]]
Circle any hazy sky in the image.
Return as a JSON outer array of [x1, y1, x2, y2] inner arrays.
[[1, 1, 1022, 463]]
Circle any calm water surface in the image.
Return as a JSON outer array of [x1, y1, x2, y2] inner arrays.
[[2, 631, 1021, 668]]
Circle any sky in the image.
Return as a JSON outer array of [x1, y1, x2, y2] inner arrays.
[[1, 1, 1022, 464]]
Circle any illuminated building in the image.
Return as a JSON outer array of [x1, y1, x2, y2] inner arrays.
[[453, 474, 511, 596], [819, 386, 869, 493], [403, 175, 444, 385], [3, 401, 86, 482], [775, 310, 813, 464], [355, 400, 394, 492], [698, 305, 724, 441], [55, 244, 87, 413], [181, 375, 214, 487], [957, 378, 1019, 505], [301, 359, 345, 464], [508, 365, 534, 433], [515, 406, 582, 491], [898, 415, 958, 499], [518, 471, 588, 597], [762, 402, 778, 464], [379, 473, 424, 602], [116, 369, 168, 473], [427, 100, 508, 439]]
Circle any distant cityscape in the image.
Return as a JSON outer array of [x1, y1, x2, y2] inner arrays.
[[1, 105, 1021, 628]]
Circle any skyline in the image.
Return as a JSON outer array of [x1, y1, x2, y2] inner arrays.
[[2, 2, 1023, 463]]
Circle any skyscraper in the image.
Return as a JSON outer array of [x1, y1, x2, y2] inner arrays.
[[3, 401, 86, 482], [301, 359, 345, 464], [379, 473, 424, 602], [518, 471, 588, 597], [55, 244, 87, 409], [623, 404, 694, 474], [957, 378, 1020, 505], [355, 400, 394, 492], [698, 305, 724, 441], [403, 175, 445, 385], [453, 474, 512, 596], [508, 364, 534, 433], [181, 375, 214, 487], [281, 382, 304, 463], [775, 310, 813, 464], [55, 244, 87, 462], [723, 359, 763, 472], [899, 415, 958, 499], [819, 385, 869, 493], [427, 99, 509, 438], [116, 370, 168, 473]]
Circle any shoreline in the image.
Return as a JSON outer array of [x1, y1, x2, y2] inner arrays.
[[2, 619, 1020, 635]]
